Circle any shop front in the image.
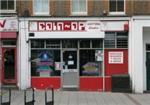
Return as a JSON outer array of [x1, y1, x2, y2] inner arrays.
[[0, 18, 18, 85], [19, 18, 129, 91]]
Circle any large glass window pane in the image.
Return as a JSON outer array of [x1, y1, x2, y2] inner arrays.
[[46, 40, 60, 48], [1, 0, 7, 10], [92, 39, 103, 48], [2, 40, 16, 46], [8, 0, 14, 10], [117, 0, 124, 11], [80, 50, 102, 76], [33, 0, 49, 15], [31, 40, 44, 48], [31, 50, 61, 77], [109, 0, 124, 12], [79, 0, 86, 12], [72, 0, 78, 12], [62, 40, 77, 48], [1, 0, 14, 10], [109, 0, 116, 12], [72, 0, 86, 13], [80, 40, 90, 48]]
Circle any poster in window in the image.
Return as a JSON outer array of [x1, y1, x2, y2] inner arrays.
[[82, 62, 99, 76], [109, 52, 123, 64], [36, 51, 54, 72], [95, 50, 103, 61]]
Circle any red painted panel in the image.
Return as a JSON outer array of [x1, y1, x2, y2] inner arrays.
[[104, 49, 128, 76], [105, 77, 111, 91], [0, 32, 17, 39], [31, 77, 61, 90], [80, 77, 103, 91]]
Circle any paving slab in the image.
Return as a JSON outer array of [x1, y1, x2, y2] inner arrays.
[[1, 90, 150, 105]]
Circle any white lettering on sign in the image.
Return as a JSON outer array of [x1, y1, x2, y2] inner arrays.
[[0, 19, 18, 32], [109, 52, 124, 64], [29, 21, 86, 32]]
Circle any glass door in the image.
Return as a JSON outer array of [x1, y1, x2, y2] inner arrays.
[[2, 48, 16, 84], [61, 50, 79, 89]]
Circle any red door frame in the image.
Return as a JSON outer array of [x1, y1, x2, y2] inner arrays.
[[1, 47, 17, 84]]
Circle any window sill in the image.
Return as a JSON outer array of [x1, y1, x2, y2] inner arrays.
[[109, 12, 126, 16], [71, 12, 87, 16], [33, 13, 50, 16], [0, 10, 16, 14]]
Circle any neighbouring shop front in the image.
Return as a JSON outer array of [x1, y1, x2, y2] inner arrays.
[[130, 16, 150, 93], [19, 18, 129, 91], [0, 18, 18, 85]]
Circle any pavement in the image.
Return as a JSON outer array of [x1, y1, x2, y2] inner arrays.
[[1, 89, 150, 105]]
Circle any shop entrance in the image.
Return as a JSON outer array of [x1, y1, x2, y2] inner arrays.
[[62, 50, 79, 89], [2, 48, 16, 84]]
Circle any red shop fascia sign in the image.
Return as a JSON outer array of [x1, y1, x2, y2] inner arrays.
[[29, 21, 87, 32]]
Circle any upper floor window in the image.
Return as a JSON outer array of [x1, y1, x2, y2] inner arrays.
[[71, 0, 87, 15], [0, 0, 16, 12], [33, 0, 49, 15], [109, 0, 125, 15]]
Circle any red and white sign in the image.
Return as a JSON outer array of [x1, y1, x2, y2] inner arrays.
[[109, 52, 124, 64], [29, 21, 86, 31], [0, 19, 18, 32], [86, 21, 101, 32]]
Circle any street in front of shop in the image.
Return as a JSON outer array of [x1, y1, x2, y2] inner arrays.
[[1, 89, 150, 105]]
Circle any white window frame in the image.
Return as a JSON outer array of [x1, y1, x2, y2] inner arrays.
[[109, 0, 125, 15], [0, 0, 16, 13], [71, 0, 88, 16], [33, 0, 49, 16]]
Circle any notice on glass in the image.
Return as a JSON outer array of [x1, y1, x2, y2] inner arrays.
[[109, 52, 123, 64], [68, 61, 74, 65]]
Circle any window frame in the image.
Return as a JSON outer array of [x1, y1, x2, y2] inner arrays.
[[0, 0, 16, 13], [33, 0, 50, 16], [109, 0, 125, 15], [71, 0, 88, 16], [104, 32, 128, 49]]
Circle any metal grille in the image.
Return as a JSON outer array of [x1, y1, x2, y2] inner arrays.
[[117, 33, 128, 48], [104, 32, 116, 48]]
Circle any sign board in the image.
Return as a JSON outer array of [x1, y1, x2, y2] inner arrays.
[[109, 52, 123, 64], [86, 21, 101, 32], [29, 20, 128, 32], [29, 21, 86, 32], [0, 19, 18, 32]]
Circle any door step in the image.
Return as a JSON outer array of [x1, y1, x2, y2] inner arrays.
[[62, 88, 79, 91]]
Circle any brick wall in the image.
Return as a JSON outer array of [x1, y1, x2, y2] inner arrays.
[[16, 0, 150, 17]]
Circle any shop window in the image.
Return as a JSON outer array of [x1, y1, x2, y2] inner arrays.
[[31, 40, 44, 48], [92, 39, 103, 48], [71, 0, 87, 15], [46, 40, 60, 48], [80, 50, 103, 76], [80, 40, 90, 48], [62, 40, 78, 48], [104, 32, 128, 48], [2, 40, 16, 46], [33, 0, 49, 15], [109, 0, 125, 15], [0, 0, 15, 12], [31, 50, 61, 77]]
